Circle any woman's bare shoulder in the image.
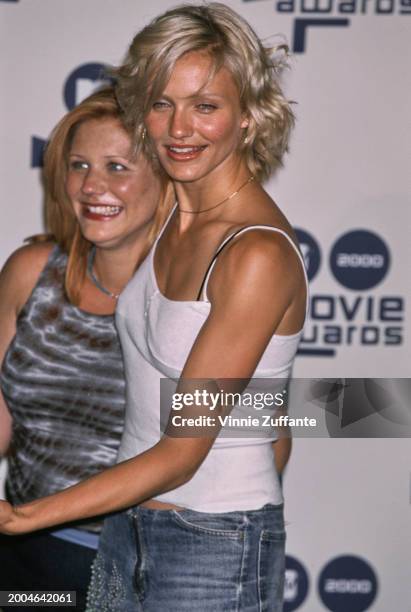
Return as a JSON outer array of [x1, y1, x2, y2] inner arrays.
[[0, 242, 56, 315], [2, 241, 55, 280], [233, 186, 297, 239], [207, 224, 305, 314], [226, 227, 302, 282]]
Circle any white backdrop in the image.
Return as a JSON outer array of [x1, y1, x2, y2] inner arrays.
[[0, 1, 410, 610]]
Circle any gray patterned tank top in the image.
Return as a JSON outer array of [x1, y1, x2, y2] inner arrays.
[[1, 245, 125, 523]]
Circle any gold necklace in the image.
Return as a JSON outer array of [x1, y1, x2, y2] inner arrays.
[[178, 175, 255, 214]]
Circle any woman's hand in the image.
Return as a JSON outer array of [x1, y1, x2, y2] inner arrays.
[[0, 500, 30, 535], [0, 499, 18, 535]]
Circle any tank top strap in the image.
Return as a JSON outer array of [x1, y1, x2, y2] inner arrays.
[[197, 225, 309, 308], [36, 243, 67, 285], [149, 203, 178, 273], [18, 244, 66, 316], [46, 243, 66, 266], [154, 203, 178, 245], [28, 243, 65, 289]]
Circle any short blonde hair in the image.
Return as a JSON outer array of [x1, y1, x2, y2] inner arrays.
[[114, 2, 295, 181], [42, 87, 171, 304]]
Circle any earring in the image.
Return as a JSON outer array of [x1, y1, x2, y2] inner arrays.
[[141, 127, 146, 142]]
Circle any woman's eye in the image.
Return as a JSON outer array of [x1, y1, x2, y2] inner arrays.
[[197, 103, 217, 113], [108, 162, 128, 172], [69, 160, 88, 171], [152, 101, 171, 110]]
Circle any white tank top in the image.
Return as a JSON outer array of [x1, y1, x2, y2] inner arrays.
[[116, 212, 309, 511]]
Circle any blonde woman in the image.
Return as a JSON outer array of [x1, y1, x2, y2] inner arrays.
[[0, 87, 170, 610], [0, 5, 307, 610]]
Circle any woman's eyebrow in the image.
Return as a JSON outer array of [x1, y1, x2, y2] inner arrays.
[[160, 91, 225, 101]]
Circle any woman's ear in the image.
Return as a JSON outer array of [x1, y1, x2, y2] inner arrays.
[[240, 116, 250, 144]]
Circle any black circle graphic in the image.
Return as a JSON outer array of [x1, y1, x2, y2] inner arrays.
[[318, 554, 378, 612], [330, 230, 390, 290]]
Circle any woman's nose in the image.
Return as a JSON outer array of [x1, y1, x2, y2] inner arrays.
[[169, 108, 193, 139], [81, 169, 107, 195]]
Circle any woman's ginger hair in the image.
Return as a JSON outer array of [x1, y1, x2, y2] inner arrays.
[[42, 86, 172, 305], [114, 2, 295, 182]]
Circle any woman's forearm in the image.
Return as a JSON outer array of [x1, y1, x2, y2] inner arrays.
[[1, 437, 209, 535]]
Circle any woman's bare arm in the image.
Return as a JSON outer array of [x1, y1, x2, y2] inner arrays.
[[0, 243, 54, 455], [0, 256, 19, 455], [273, 437, 292, 475], [0, 396, 12, 456], [0, 231, 305, 534]]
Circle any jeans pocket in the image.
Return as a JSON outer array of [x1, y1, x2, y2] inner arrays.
[[171, 509, 244, 539], [258, 529, 286, 612]]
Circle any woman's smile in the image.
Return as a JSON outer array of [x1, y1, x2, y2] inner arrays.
[[80, 202, 124, 221], [165, 143, 208, 162]]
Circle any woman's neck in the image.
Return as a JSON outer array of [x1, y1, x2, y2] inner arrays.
[[173, 160, 252, 229], [92, 238, 148, 296]]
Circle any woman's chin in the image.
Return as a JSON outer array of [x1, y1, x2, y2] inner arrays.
[[81, 231, 121, 250]]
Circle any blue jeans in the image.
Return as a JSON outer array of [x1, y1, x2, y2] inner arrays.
[[86, 504, 285, 611]]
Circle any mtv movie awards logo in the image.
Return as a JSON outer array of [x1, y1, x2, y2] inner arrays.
[[243, 0, 410, 53], [31, 63, 111, 168], [296, 228, 404, 357], [284, 555, 309, 610]]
